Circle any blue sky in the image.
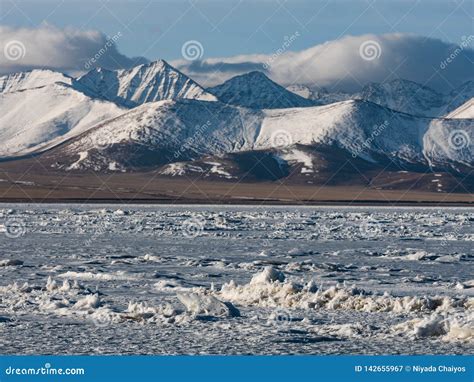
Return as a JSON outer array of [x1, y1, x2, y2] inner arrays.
[[1, 0, 472, 61]]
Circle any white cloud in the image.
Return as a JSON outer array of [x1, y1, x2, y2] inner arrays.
[[0, 24, 148, 75], [1, 26, 472, 94], [173, 33, 474, 93]]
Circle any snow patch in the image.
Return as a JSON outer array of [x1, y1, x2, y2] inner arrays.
[[280, 149, 314, 173]]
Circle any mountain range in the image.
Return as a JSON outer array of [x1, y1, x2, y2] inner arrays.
[[0, 59, 472, 198]]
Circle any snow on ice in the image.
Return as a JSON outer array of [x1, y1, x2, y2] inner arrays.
[[0, 205, 472, 354]]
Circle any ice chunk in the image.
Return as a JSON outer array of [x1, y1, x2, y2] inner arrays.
[[74, 294, 101, 310], [250, 266, 285, 284], [58, 271, 137, 281], [177, 293, 240, 317], [393, 312, 473, 342], [404, 251, 437, 261], [219, 268, 470, 315], [413, 315, 447, 337], [435, 255, 462, 263], [445, 321, 473, 341]]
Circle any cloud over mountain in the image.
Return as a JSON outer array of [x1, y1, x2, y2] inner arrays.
[[0, 24, 148, 75], [173, 33, 474, 93], [1, 25, 472, 94]]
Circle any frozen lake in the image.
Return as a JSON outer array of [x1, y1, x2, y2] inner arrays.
[[0, 205, 472, 354]]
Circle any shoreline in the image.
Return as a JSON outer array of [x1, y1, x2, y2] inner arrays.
[[0, 198, 472, 207], [0, 173, 472, 207]]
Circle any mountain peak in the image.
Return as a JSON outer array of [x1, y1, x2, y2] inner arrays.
[[208, 71, 316, 109], [444, 80, 474, 114], [366, 78, 442, 95], [220, 71, 277, 84], [0, 69, 72, 93], [242, 71, 270, 79], [77, 60, 216, 107], [356, 79, 445, 116], [134, 59, 169, 72]]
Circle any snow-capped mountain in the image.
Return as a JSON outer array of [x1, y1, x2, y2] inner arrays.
[[286, 84, 352, 105], [0, 69, 72, 93], [354, 79, 446, 117], [44, 100, 262, 171], [208, 71, 316, 109], [0, 61, 216, 157], [77, 60, 217, 107], [285, 84, 315, 100], [0, 63, 471, 185], [424, 118, 473, 170], [289, 79, 473, 119], [42, 98, 470, 173], [444, 98, 474, 119], [445, 98, 474, 119], [0, 81, 124, 157], [443, 80, 474, 115]]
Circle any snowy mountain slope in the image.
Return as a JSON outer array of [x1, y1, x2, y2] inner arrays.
[[287, 79, 473, 119], [0, 61, 216, 158], [0, 69, 73, 93], [0, 82, 125, 157], [0, 64, 470, 177], [95, 143, 376, 183], [209, 71, 316, 109], [45, 100, 263, 171], [355, 79, 446, 117], [137, 144, 471, 192], [445, 98, 474, 119], [285, 84, 315, 100], [77, 60, 217, 107], [254, 100, 431, 165], [286, 84, 352, 104], [442, 81, 474, 116], [41, 98, 471, 172], [424, 118, 473, 169]]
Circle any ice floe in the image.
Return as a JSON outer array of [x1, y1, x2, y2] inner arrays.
[[1, 205, 472, 354]]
